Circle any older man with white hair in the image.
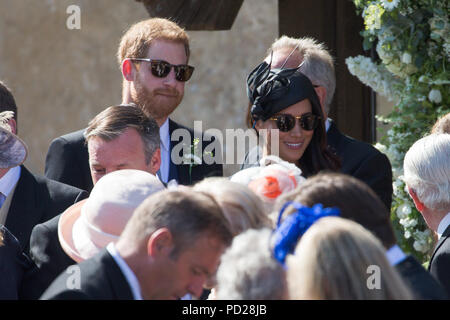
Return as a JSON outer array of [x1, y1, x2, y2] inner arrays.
[[403, 133, 450, 295]]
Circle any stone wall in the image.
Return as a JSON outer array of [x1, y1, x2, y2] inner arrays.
[[0, 0, 278, 176]]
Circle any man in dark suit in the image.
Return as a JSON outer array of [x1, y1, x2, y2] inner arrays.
[[404, 133, 450, 296], [41, 189, 232, 300], [278, 172, 448, 299], [0, 83, 87, 254], [0, 225, 36, 300], [256, 36, 392, 210], [45, 18, 222, 193], [22, 105, 163, 299], [0, 112, 37, 300]]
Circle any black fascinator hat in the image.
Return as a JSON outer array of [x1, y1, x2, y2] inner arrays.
[[246, 61, 322, 123]]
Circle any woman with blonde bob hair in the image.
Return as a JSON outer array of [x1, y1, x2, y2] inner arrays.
[[193, 177, 274, 235], [287, 217, 413, 300]]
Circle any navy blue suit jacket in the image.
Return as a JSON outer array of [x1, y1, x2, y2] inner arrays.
[[44, 119, 223, 193]]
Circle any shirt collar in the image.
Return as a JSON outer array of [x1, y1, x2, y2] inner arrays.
[[0, 166, 21, 197], [437, 212, 450, 239], [386, 244, 407, 266], [106, 243, 142, 300], [159, 118, 170, 151], [325, 118, 331, 132]]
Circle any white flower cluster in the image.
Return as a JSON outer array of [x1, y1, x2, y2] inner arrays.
[[444, 43, 450, 62], [413, 229, 433, 253], [362, 3, 385, 34], [394, 182, 434, 254], [345, 56, 401, 102], [381, 0, 400, 11], [349, 0, 445, 260], [376, 41, 418, 78]]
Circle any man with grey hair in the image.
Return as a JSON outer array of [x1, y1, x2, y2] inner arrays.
[[41, 189, 233, 300], [403, 133, 450, 295], [215, 228, 287, 300], [247, 36, 393, 210], [84, 104, 161, 184]]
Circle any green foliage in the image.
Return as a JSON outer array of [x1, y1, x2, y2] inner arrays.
[[347, 0, 449, 262]]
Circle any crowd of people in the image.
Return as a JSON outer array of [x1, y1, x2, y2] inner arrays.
[[0, 17, 449, 300]]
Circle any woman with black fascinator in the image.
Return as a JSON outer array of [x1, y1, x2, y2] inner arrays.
[[243, 59, 340, 177]]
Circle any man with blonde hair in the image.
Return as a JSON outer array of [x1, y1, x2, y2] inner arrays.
[[404, 133, 450, 295], [45, 18, 222, 192], [246, 36, 393, 210]]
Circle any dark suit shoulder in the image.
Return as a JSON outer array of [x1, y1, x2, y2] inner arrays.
[[169, 119, 223, 183], [430, 229, 450, 296], [33, 173, 88, 207], [21, 214, 77, 299], [45, 129, 92, 192], [52, 129, 86, 145], [29, 214, 61, 268], [327, 124, 385, 162], [327, 123, 393, 209], [41, 249, 133, 300], [0, 225, 36, 299], [395, 255, 448, 299]]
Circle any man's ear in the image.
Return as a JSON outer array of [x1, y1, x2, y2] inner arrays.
[[122, 59, 136, 81], [314, 86, 328, 118], [147, 228, 173, 257], [408, 187, 425, 212], [8, 118, 17, 135], [150, 148, 161, 175]]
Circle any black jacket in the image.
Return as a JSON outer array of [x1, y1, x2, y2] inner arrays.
[[326, 121, 393, 210], [395, 254, 448, 299], [0, 225, 36, 299], [44, 119, 223, 193], [40, 249, 134, 300], [429, 224, 450, 297], [20, 214, 76, 300], [4, 166, 87, 253]]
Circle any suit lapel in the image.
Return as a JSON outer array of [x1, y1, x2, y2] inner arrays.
[[169, 119, 190, 185], [101, 250, 135, 300], [5, 166, 43, 251], [429, 224, 450, 269], [326, 120, 341, 150]]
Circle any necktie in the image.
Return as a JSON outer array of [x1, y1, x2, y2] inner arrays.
[[0, 192, 6, 209]]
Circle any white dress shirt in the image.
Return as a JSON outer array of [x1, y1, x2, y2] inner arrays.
[[386, 244, 407, 266], [437, 212, 450, 240], [0, 166, 21, 198], [0, 166, 21, 224], [106, 242, 142, 300], [159, 119, 170, 183]]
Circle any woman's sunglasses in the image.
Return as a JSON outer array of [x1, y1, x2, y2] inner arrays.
[[269, 113, 321, 132], [130, 58, 195, 82]]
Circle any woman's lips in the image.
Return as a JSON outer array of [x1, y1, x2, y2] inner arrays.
[[284, 142, 303, 149]]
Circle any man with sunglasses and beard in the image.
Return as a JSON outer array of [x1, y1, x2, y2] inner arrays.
[[45, 18, 222, 193], [245, 36, 393, 211]]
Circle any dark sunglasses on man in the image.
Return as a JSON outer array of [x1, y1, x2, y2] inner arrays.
[[130, 58, 195, 82], [269, 113, 321, 132]]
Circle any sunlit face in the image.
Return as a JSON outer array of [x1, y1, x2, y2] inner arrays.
[[147, 235, 226, 300], [132, 40, 187, 124], [256, 99, 314, 163], [88, 128, 156, 184]]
